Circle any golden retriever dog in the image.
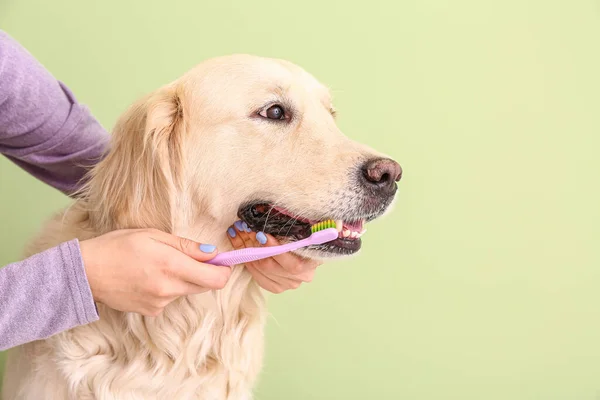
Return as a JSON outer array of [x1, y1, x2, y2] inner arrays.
[[2, 55, 401, 399]]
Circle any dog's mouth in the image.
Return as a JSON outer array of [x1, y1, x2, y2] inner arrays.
[[238, 203, 367, 255]]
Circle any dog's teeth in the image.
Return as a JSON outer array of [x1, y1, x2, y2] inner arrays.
[[354, 228, 367, 238], [343, 229, 351, 238], [350, 231, 358, 238], [335, 220, 343, 232]]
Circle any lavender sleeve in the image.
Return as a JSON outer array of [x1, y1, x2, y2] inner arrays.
[[0, 31, 109, 350], [0, 240, 97, 350]]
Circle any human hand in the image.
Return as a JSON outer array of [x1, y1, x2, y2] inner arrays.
[[226, 221, 321, 293], [80, 229, 231, 316]]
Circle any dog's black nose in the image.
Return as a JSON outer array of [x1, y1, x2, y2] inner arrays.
[[361, 158, 402, 193]]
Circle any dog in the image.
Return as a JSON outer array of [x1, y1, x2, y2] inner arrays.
[[2, 54, 401, 399]]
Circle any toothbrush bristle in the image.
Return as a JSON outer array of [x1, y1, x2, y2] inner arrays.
[[311, 219, 337, 233]]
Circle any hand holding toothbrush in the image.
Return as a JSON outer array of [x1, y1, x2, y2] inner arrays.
[[225, 220, 323, 293]]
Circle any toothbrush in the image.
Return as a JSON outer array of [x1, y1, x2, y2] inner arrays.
[[206, 220, 339, 267]]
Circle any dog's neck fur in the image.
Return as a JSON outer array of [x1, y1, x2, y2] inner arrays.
[[14, 202, 267, 399]]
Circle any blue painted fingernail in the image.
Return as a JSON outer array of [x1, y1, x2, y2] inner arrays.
[[227, 227, 237, 238], [256, 231, 267, 245], [244, 222, 252, 233], [200, 244, 216, 253], [241, 221, 249, 231], [234, 220, 244, 231]]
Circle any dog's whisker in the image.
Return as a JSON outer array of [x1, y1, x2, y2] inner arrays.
[[284, 217, 301, 238], [262, 193, 299, 232], [277, 215, 297, 236]]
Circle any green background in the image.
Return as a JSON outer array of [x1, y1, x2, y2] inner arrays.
[[1, 1, 599, 399]]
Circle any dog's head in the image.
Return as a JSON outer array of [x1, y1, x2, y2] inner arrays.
[[86, 55, 401, 259]]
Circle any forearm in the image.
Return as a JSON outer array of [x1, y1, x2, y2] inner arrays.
[[0, 240, 98, 350], [0, 30, 109, 195]]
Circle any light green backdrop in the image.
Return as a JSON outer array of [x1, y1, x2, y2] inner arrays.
[[1, 1, 599, 399]]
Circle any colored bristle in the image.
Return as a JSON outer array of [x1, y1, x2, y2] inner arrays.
[[311, 219, 336, 233]]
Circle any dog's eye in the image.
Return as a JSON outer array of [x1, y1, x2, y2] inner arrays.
[[260, 105, 286, 120]]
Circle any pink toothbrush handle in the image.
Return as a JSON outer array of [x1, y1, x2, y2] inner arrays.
[[206, 228, 339, 266]]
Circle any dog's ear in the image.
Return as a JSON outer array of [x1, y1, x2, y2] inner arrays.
[[82, 84, 186, 233]]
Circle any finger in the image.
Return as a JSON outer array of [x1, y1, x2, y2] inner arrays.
[[149, 230, 218, 262], [169, 255, 232, 290], [234, 220, 257, 249], [172, 282, 212, 296], [251, 255, 317, 284], [246, 265, 298, 294], [255, 232, 319, 275], [226, 224, 246, 249], [247, 256, 289, 278], [227, 220, 256, 249], [240, 231, 257, 250]]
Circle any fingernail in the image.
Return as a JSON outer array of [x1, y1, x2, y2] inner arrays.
[[256, 231, 267, 245], [234, 220, 244, 231], [200, 244, 217, 253], [227, 227, 237, 238], [243, 222, 252, 233]]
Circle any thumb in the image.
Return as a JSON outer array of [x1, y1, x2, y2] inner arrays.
[[151, 230, 218, 262]]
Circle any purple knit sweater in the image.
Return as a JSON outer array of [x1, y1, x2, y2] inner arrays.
[[0, 31, 109, 350]]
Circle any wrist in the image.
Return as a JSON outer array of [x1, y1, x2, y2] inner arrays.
[[64, 239, 101, 322], [78, 238, 102, 304]]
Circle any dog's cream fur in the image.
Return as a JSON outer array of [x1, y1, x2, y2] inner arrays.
[[2, 55, 395, 399]]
